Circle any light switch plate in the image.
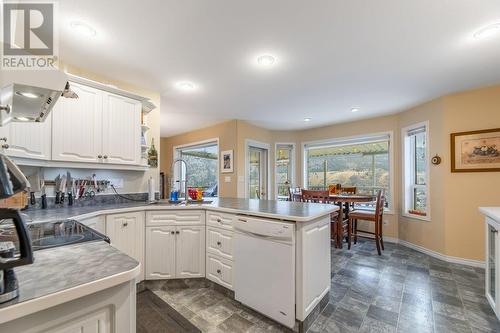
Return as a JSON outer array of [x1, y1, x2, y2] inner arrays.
[[224, 176, 231, 183]]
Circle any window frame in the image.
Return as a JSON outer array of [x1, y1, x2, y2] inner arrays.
[[302, 131, 394, 213], [401, 122, 431, 221], [274, 143, 296, 200], [173, 138, 220, 197]]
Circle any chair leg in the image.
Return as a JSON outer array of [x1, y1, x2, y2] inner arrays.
[[347, 217, 352, 250], [379, 220, 385, 251], [354, 219, 358, 244], [375, 221, 381, 255]]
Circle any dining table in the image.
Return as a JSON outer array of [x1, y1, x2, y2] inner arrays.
[[329, 193, 376, 248]]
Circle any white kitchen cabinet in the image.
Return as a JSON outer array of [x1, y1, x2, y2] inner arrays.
[[206, 211, 234, 230], [78, 215, 106, 235], [51, 82, 103, 163], [146, 226, 176, 279], [102, 93, 141, 165], [0, 116, 52, 160], [145, 210, 205, 280], [52, 81, 142, 166], [206, 253, 233, 290], [206, 226, 234, 260], [176, 225, 205, 278], [106, 212, 145, 281], [296, 216, 331, 321], [486, 217, 500, 318]]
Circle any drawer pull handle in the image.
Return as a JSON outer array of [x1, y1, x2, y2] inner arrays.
[[171, 231, 175, 235], [217, 269, 221, 274], [217, 241, 222, 246], [122, 222, 128, 227], [216, 218, 222, 223], [238, 219, 247, 222], [176, 231, 180, 234]]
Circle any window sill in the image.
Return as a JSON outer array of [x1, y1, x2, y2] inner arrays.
[[401, 213, 431, 222]]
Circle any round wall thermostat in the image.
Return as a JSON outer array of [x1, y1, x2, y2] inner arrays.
[[431, 155, 441, 165]]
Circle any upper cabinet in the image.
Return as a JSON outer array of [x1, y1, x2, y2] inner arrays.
[[51, 81, 142, 166], [102, 93, 141, 165], [0, 116, 52, 160], [51, 82, 103, 163]]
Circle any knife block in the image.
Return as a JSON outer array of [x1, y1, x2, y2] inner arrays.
[[0, 191, 29, 209]]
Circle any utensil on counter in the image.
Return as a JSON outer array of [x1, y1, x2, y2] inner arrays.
[[40, 180, 47, 209], [59, 174, 67, 204], [67, 172, 73, 206], [27, 172, 40, 206], [54, 174, 61, 204]]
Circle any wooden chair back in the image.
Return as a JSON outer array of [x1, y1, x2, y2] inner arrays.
[[342, 186, 357, 194], [328, 184, 341, 195], [374, 189, 385, 220], [301, 190, 330, 203]]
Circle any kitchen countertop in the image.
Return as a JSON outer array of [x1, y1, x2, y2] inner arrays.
[[0, 241, 140, 324], [25, 197, 339, 223], [479, 207, 500, 222]]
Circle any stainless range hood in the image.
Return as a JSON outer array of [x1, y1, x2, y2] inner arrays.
[[0, 70, 77, 126]]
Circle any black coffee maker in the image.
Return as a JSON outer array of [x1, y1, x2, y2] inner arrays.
[[0, 154, 33, 304]]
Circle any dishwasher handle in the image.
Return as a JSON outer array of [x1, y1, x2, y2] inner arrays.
[[234, 226, 294, 243]]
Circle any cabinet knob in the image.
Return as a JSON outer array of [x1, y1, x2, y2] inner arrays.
[[216, 269, 221, 274], [217, 241, 222, 246], [216, 218, 222, 223], [103, 155, 108, 159], [1, 144, 8, 149], [122, 222, 128, 227], [176, 231, 180, 234], [171, 231, 175, 235], [98, 154, 102, 158], [491, 229, 498, 234], [0, 137, 7, 142]]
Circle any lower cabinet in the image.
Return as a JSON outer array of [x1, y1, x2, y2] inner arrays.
[[106, 212, 145, 281], [486, 217, 500, 319], [206, 253, 233, 290], [145, 224, 205, 280]]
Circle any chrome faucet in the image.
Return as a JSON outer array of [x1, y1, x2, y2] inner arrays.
[[171, 158, 189, 201]]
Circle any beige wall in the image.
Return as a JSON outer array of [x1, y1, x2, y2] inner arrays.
[[160, 120, 238, 197], [161, 84, 500, 261]]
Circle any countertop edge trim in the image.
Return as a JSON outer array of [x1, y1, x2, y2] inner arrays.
[[0, 263, 140, 324]]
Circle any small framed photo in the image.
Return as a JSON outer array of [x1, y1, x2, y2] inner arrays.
[[451, 128, 500, 172], [221, 150, 234, 173]]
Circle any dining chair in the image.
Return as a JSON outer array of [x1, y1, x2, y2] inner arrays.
[[342, 186, 357, 194], [347, 190, 385, 255], [301, 190, 339, 241]]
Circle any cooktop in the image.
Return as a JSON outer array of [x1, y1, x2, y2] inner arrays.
[[0, 219, 110, 251]]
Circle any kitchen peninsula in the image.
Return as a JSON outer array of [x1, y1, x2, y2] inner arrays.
[[0, 198, 338, 332]]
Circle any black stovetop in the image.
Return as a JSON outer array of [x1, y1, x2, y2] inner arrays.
[[0, 219, 109, 251]]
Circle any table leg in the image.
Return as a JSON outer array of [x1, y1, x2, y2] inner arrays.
[[344, 202, 350, 244], [337, 202, 343, 248]]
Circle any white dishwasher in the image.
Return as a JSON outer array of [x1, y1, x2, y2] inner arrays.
[[233, 215, 296, 328]]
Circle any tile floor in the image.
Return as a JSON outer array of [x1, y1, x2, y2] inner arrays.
[[144, 239, 500, 333]]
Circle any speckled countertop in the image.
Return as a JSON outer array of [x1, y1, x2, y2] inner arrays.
[[0, 241, 139, 312], [25, 197, 338, 223]]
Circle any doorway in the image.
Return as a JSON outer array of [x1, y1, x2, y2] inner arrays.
[[247, 141, 270, 199]]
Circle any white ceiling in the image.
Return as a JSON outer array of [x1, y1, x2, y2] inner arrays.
[[57, 0, 500, 137]]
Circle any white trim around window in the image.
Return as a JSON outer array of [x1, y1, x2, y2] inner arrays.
[[301, 131, 395, 214], [401, 121, 431, 221], [274, 142, 296, 200]]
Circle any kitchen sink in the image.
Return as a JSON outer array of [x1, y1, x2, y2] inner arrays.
[[150, 200, 213, 206]]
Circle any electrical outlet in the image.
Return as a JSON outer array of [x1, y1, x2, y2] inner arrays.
[[109, 178, 124, 189], [383, 220, 389, 226]]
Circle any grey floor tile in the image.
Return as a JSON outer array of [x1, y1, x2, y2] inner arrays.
[[434, 313, 472, 333], [433, 300, 466, 320], [217, 313, 254, 333], [366, 304, 399, 327], [331, 305, 365, 330], [372, 295, 402, 313]]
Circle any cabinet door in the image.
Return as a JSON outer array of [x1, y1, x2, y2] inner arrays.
[[206, 253, 233, 290], [206, 227, 234, 260], [106, 212, 145, 280], [51, 82, 103, 163], [146, 226, 176, 280], [176, 225, 205, 278], [1, 115, 52, 160], [102, 93, 141, 165], [486, 218, 499, 312]]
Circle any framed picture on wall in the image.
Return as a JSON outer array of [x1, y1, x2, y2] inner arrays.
[[451, 128, 500, 172], [221, 150, 234, 173]]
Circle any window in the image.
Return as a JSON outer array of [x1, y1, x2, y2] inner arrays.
[[175, 141, 218, 197], [403, 123, 429, 219], [304, 134, 392, 209], [275, 144, 294, 200]]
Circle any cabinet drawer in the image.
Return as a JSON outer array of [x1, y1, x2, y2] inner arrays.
[[146, 210, 205, 226], [206, 211, 234, 230], [206, 227, 233, 260], [206, 254, 233, 290]]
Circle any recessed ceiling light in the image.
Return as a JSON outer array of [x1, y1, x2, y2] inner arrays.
[[304, 117, 311, 122], [16, 91, 41, 99], [175, 81, 196, 92], [257, 54, 276, 67], [70, 21, 97, 37], [473, 23, 500, 40], [351, 107, 360, 113]]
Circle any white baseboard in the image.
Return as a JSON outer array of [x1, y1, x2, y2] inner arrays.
[[397, 239, 485, 269]]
